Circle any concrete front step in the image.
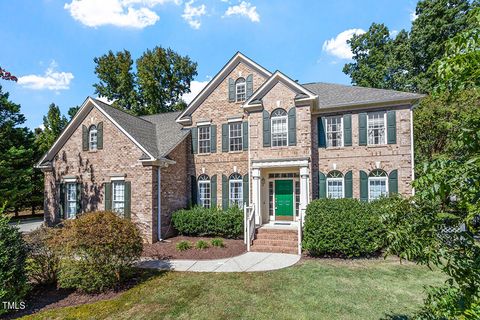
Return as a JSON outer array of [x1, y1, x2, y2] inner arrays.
[[253, 239, 298, 247], [250, 245, 298, 254], [255, 233, 298, 241]]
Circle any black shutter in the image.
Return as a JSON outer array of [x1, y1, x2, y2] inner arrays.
[[210, 125, 217, 153], [242, 121, 248, 150], [82, 125, 88, 151], [59, 183, 65, 220], [359, 113, 367, 146], [191, 175, 197, 206], [318, 172, 326, 198], [97, 122, 103, 150], [387, 110, 397, 144], [104, 182, 112, 211], [360, 170, 368, 201], [263, 110, 271, 147], [211, 175, 217, 208], [124, 181, 131, 219], [343, 114, 352, 146], [228, 78, 235, 102], [246, 74, 253, 99], [243, 174, 249, 205], [288, 107, 296, 146], [389, 169, 398, 195], [318, 117, 326, 148], [191, 127, 198, 154], [345, 171, 353, 198], [76, 183, 82, 215], [222, 174, 229, 210], [222, 123, 229, 152]]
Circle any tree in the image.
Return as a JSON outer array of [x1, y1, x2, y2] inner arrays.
[[93, 46, 197, 115], [67, 105, 80, 120], [0, 67, 17, 82], [35, 103, 68, 155]]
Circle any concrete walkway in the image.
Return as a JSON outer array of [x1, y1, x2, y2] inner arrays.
[[9, 218, 43, 233], [139, 252, 300, 272]]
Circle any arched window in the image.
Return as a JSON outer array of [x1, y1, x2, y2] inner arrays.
[[271, 108, 288, 147], [198, 174, 211, 208], [235, 78, 246, 102], [229, 173, 243, 206], [89, 125, 98, 150], [368, 169, 388, 200], [326, 170, 344, 199]]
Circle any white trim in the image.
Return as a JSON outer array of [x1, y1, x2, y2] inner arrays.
[[368, 176, 389, 201], [110, 176, 125, 181], [196, 120, 211, 126], [227, 117, 243, 123], [410, 106, 415, 195], [252, 159, 309, 169], [312, 98, 425, 113], [63, 177, 77, 183], [157, 168, 162, 241], [326, 177, 345, 199]]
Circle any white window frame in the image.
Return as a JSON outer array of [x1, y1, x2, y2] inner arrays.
[[235, 78, 246, 102], [326, 171, 344, 199], [66, 182, 77, 219], [229, 122, 243, 152], [89, 125, 98, 151], [326, 116, 343, 148], [198, 175, 211, 208], [368, 171, 388, 201], [271, 109, 288, 147], [367, 112, 387, 145], [198, 125, 211, 154], [229, 173, 243, 207], [112, 181, 125, 214]]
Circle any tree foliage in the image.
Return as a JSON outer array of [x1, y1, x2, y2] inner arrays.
[[93, 46, 197, 115], [35, 103, 68, 155], [0, 67, 17, 82]]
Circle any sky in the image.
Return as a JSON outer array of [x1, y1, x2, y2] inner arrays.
[[0, 0, 418, 129]]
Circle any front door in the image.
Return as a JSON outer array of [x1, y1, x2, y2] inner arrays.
[[275, 180, 294, 220]]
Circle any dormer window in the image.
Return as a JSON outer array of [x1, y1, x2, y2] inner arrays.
[[89, 125, 98, 150], [235, 78, 246, 102]]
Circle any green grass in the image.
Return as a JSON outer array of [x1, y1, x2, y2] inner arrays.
[[23, 258, 445, 320]]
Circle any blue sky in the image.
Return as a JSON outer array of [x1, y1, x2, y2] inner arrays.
[[0, 0, 417, 129]]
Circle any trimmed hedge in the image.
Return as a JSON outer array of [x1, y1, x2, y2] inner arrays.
[[172, 206, 243, 239], [302, 198, 385, 257]]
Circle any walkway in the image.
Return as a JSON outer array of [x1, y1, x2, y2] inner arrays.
[[139, 252, 300, 272], [9, 218, 43, 233]]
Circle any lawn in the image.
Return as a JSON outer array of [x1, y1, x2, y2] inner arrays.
[[22, 258, 445, 320]]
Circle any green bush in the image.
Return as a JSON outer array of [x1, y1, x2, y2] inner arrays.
[[176, 240, 192, 251], [0, 205, 29, 315], [24, 226, 60, 285], [172, 206, 243, 238], [195, 240, 209, 250], [51, 211, 143, 293], [302, 198, 385, 258], [211, 238, 225, 248]]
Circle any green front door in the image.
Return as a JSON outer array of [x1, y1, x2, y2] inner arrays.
[[275, 180, 294, 220]]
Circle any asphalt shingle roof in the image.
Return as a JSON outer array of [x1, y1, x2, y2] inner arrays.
[[302, 82, 425, 108], [92, 98, 186, 159]]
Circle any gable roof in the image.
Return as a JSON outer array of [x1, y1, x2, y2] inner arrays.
[[37, 97, 186, 167], [176, 52, 272, 124], [303, 82, 425, 109]]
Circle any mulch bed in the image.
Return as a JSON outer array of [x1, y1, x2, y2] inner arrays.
[[142, 236, 246, 260]]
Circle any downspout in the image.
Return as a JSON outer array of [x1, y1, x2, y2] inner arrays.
[[410, 106, 415, 196], [157, 167, 162, 241], [247, 112, 251, 206]]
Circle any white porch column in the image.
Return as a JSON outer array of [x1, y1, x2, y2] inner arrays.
[[299, 166, 310, 224], [251, 168, 261, 225]]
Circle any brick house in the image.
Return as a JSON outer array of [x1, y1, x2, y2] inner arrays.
[[37, 52, 424, 252]]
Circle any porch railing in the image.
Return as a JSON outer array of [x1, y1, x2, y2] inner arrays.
[[244, 204, 255, 251]]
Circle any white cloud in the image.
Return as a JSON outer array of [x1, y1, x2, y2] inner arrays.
[[18, 61, 74, 91], [390, 30, 399, 38], [224, 1, 260, 22], [182, 1, 206, 29], [182, 80, 209, 104], [64, 0, 181, 28], [322, 28, 365, 60], [410, 9, 418, 21]]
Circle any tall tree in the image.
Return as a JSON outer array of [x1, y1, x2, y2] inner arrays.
[[67, 105, 80, 120], [93, 46, 197, 115], [35, 103, 68, 155]]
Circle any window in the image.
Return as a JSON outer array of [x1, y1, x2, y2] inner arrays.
[[235, 78, 246, 102], [271, 109, 288, 147], [112, 181, 125, 214], [367, 112, 386, 145], [66, 182, 77, 219], [295, 180, 300, 216], [326, 171, 344, 199], [198, 126, 211, 154], [198, 174, 211, 208], [268, 181, 274, 216], [368, 169, 388, 200], [229, 173, 243, 207], [326, 116, 343, 147], [89, 125, 98, 150], [229, 122, 243, 152]]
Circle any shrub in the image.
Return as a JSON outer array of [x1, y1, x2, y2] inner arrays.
[[195, 240, 209, 250], [302, 198, 385, 257], [51, 211, 143, 293], [176, 240, 192, 251], [172, 206, 243, 238], [0, 205, 29, 315], [24, 226, 60, 285], [211, 238, 225, 248]]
